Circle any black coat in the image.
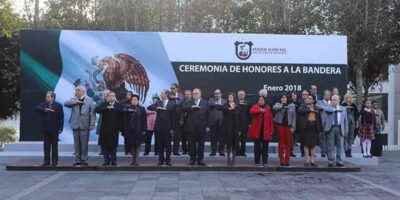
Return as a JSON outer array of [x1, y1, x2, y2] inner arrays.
[[147, 100, 176, 133], [182, 99, 209, 135], [180, 99, 193, 133], [95, 102, 123, 149], [237, 101, 251, 133], [222, 103, 240, 147], [208, 97, 226, 126], [122, 104, 147, 149], [35, 102, 64, 134], [297, 104, 322, 147]]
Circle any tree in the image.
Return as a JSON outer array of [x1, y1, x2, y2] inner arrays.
[[326, 0, 400, 97], [15, 0, 400, 101], [0, 0, 23, 119]]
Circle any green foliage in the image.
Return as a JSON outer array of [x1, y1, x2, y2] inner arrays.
[[0, 0, 23, 37], [0, 0, 22, 119], [0, 126, 16, 145]]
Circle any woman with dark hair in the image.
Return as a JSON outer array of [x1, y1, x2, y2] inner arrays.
[[273, 94, 296, 166], [298, 94, 322, 166], [289, 92, 300, 157], [222, 92, 240, 166], [122, 94, 147, 166], [144, 95, 159, 155], [358, 99, 376, 158], [248, 96, 274, 167]]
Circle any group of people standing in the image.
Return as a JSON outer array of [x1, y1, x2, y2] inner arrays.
[[35, 84, 385, 167]]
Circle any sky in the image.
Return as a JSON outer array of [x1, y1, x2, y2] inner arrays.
[[11, 0, 47, 15]]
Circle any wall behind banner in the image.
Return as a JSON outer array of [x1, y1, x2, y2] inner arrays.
[[20, 30, 348, 143]]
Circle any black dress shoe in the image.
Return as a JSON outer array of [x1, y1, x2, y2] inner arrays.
[[321, 154, 326, 158], [40, 163, 50, 167], [73, 162, 80, 167], [209, 153, 216, 156], [336, 163, 344, 167], [143, 152, 149, 156], [130, 161, 138, 166], [189, 160, 196, 165], [219, 153, 225, 157], [328, 163, 334, 167], [166, 162, 172, 166], [173, 153, 181, 156], [111, 162, 117, 166], [290, 154, 296, 157], [197, 161, 206, 166], [310, 163, 318, 167]]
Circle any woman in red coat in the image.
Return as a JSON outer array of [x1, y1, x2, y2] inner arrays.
[[248, 96, 274, 166]]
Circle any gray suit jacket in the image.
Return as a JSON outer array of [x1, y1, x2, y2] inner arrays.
[[318, 102, 348, 136], [272, 103, 296, 130], [64, 96, 96, 130]]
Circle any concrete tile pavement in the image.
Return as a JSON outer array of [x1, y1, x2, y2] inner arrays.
[[0, 151, 399, 200]]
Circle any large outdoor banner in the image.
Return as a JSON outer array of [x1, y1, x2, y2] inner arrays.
[[20, 30, 348, 143]]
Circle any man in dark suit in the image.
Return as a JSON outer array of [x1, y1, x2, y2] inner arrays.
[[179, 90, 193, 155], [35, 91, 64, 167], [183, 88, 209, 165], [310, 85, 322, 101], [148, 90, 176, 166], [169, 83, 184, 155], [208, 89, 226, 156], [95, 91, 122, 166], [237, 90, 250, 156]]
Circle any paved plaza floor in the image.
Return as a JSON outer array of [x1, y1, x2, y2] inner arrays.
[[0, 151, 399, 200]]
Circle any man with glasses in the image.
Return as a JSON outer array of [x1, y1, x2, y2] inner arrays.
[[208, 89, 226, 156], [183, 88, 210, 165]]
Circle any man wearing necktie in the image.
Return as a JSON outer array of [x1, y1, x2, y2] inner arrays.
[[208, 89, 226, 156], [316, 90, 332, 158], [320, 94, 348, 167], [35, 91, 64, 167], [183, 88, 210, 165], [148, 90, 176, 166], [169, 84, 184, 155], [64, 86, 96, 166]]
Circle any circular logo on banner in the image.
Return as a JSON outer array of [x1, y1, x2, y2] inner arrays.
[[235, 41, 253, 60]]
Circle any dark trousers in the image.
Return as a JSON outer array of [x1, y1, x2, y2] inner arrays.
[[254, 139, 269, 164], [43, 132, 58, 165], [102, 146, 117, 164], [123, 136, 129, 155], [172, 128, 181, 154], [237, 131, 247, 155], [189, 132, 205, 162], [210, 123, 224, 154], [144, 130, 155, 154], [181, 131, 189, 154], [158, 131, 172, 163], [131, 144, 140, 164]]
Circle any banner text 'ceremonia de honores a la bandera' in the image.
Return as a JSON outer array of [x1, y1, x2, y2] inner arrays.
[[20, 31, 347, 142]]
